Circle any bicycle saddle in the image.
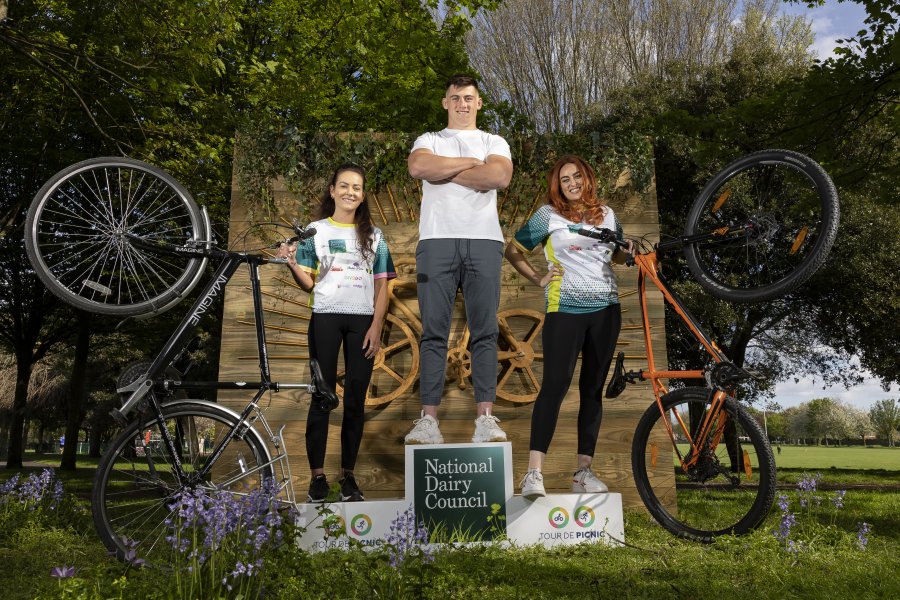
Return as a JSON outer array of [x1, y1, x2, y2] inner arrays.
[[605, 352, 627, 399], [309, 359, 340, 412]]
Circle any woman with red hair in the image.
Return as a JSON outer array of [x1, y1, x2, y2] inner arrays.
[[505, 155, 633, 498]]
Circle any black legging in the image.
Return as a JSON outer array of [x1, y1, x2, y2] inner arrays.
[[529, 305, 621, 456], [305, 312, 374, 471]]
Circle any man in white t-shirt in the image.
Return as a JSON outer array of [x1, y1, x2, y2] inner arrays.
[[404, 74, 514, 445]]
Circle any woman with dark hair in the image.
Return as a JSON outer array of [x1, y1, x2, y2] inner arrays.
[[278, 163, 396, 502], [504, 155, 632, 498]]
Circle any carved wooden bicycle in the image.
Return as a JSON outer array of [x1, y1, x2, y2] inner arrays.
[[265, 257, 545, 407]]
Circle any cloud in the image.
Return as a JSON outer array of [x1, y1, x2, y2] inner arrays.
[[774, 374, 899, 410], [809, 16, 834, 35], [810, 34, 844, 60]]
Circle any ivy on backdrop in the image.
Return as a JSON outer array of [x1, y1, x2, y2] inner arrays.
[[235, 126, 654, 227]]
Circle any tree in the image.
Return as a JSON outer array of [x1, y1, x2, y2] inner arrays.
[[571, 0, 899, 405], [1, 0, 497, 467], [845, 405, 873, 446], [869, 399, 900, 446], [805, 397, 851, 445], [466, 0, 811, 132], [0, 236, 72, 467]]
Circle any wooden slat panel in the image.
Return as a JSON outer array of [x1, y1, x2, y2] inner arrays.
[[222, 155, 676, 512]]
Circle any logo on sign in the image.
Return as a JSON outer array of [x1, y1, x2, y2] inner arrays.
[[575, 506, 595, 528], [350, 514, 372, 536], [548, 507, 569, 529], [323, 514, 345, 536]]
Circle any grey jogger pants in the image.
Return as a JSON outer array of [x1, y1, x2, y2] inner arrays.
[[415, 238, 503, 405]]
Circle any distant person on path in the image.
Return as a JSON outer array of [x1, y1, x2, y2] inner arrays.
[[505, 155, 633, 498], [278, 163, 396, 502], [404, 74, 514, 445]]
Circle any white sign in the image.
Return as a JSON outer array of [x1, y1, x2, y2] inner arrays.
[[506, 493, 625, 547]]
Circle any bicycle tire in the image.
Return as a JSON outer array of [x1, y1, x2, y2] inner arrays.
[[631, 387, 776, 542], [683, 150, 839, 303], [92, 401, 273, 562], [25, 157, 208, 316]]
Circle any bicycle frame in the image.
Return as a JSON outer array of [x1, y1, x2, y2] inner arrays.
[[632, 245, 746, 474], [113, 236, 316, 499]]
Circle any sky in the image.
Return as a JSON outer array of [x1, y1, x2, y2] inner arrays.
[[781, 0, 870, 60], [743, 2, 898, 411]]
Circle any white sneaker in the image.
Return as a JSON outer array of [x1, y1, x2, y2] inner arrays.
[[472, 414, 507, 443], [404, 412, 444, 444], [572, 467, 608, 493], [521, 469, 545, 499]]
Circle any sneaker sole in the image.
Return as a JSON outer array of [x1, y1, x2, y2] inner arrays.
[[471, 434, 507, 443], [522, 490, 546, 500], [404, 437, 444, 444], [572, 484, 609, 494]]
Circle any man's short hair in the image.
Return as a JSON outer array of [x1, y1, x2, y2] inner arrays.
[[446, 74, 479, 92]]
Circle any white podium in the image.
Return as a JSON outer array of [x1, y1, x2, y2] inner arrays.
[[295, 442, 624, 551]]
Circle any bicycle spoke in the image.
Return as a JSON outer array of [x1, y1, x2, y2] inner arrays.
[[93, 403, 273, 563], [632, 388, 776, 540], [685, 151, 838, 302], [26, 158, 206, 316]]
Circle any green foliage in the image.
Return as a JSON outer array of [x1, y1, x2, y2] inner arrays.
[[578, 0, 900, 393], [235, 127, 654, 228], [869, 399, 900, 445], [1, 465, 899, 599]]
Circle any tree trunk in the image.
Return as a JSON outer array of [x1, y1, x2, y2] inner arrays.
[[88, 426, 103, 457], [1, 0, 8, 23], [60, 312, 92, 470], [5, 357, 32, 468]]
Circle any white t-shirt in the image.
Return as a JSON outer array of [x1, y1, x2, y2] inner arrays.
[[296, 218, 396, 314], [411, 129, 512, 242]]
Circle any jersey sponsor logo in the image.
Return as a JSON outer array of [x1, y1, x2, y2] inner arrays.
[[328, 239, 347, 253]]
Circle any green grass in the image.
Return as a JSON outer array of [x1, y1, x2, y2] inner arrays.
[[772, 444, 900, 470], [3, 456, 899, 599]]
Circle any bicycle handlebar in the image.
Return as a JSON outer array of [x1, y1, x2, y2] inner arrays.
[[125, 224, 317, 263], [274, 225, 318, 247], [576, 227, 635, 267]]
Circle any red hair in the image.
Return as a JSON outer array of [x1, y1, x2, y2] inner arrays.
[[546, 155, 607, 225]]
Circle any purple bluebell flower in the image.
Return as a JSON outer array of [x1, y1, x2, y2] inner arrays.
[[1, 469, 65, 511], [164, 477, 283, 588], [384, 505, 434, 567], [50, 566, 75, 578], [831, 490, 846, 509], [857, 522, 870, 550], [1, 474, 21, 495], [797, 473, 820, 492], [774, 494, 796, 546]]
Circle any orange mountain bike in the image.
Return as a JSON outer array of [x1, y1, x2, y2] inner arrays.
[[584, 149, 839, 541]]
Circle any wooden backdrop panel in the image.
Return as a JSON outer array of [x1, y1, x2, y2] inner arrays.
[[219, 161, 675, 512]]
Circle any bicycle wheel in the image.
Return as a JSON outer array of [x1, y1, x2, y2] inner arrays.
[[25, 157, 208, 316], [336, 313, 420, 407], [495, 309, 545, 403], [683, 150, 839, 303], [631, 387, 776, 541], [92, 401, 273, 562]]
